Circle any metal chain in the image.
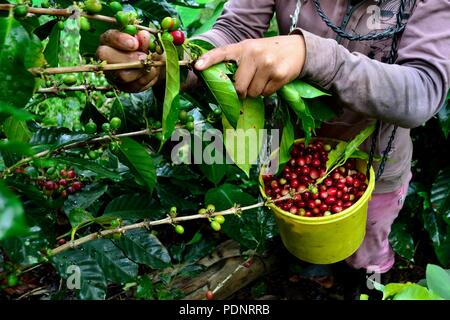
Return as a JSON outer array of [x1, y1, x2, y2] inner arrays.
[[290, 0, 302, 32], [312, 0, 410, 181], [312, 0, 406, 41]]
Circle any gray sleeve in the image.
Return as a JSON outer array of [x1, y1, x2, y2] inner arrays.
[[293, 0, 450, 128]]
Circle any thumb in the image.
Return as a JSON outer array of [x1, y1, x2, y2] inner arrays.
[[194, 44, 241, 71]]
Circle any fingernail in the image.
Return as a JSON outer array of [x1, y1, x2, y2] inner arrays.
[[126, 39, 137, 49], [195, 59, 205, 68]]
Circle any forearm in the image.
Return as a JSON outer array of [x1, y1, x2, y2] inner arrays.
[[296, 30, 448, 128]]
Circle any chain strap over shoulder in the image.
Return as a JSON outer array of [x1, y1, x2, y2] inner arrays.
[[308, 0, 412, 181]]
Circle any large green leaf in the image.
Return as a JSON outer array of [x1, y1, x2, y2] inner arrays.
[[288, 81, 330, 99], [0, 102, 35, 123], [0, 181, 28, 240], [199, 163, 226, 185], [0, 17, 43, 108], [3, 117, 32, 142], [85, 239, 139, 284], [63, 183, 108, 216], [389, 221, 415, 262], [114, 229, 171, 269], [52, 249, 107, 300], [205, 183, 278, 252], [0, 232, 48, 266], [159, 33, 180, 146], [118, 137, 157, 193], [430, 167, 450, 225], [134, 0, 179, 23], [422, 208, 450, 266], [426, 264, 450, 299], [43, 22, 61, 67], [201, 63, 240, 129], [307, 99, 336, 124], [279, 81, 331, 144], [30, 127, 89, 147], [391, 284, 442, 300], [103, 194, 164, 221], [222, 97, 265, 177]]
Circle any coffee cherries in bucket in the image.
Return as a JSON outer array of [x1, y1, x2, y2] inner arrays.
[[263, 140, 368, 218]]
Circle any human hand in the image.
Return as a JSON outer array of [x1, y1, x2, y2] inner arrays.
[[194, 35, 306, 99], [96, 29, 164, 92]]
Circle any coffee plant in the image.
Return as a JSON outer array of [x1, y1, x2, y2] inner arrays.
[[0, 0, 449, 300]]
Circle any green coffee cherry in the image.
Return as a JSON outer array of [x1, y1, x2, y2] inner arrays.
[[84, 120, 97, 134], [102, 123, 111, 132], [110, 117, 122, 130], [175, 224, 184, 235], [84, 0, 103, 14], [210, 221, 221, 232], [214, 215, 225, 224], [109, 1, 122, 13], [185, 122, 194, 132], [63, 74, 77, 86], [123, 24, 138, 36], [79, 16, 91, 31], [14, 5, 28, 18], [115, 11, 129, 28]]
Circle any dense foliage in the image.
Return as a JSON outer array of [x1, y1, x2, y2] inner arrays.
[[0, 0, 449, 300]]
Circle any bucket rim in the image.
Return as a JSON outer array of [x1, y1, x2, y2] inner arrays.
[[259, 137, 376, 225]]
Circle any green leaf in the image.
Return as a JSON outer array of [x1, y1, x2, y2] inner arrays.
[[307, 99, 336, 123], [0, 102, 35, 122], [205, 183, 277, 251], [68, 208, 95, 227], [64, 183, 108, 216], [0, 17, 43, 108], [279, 81, 329, 144], [159, 33, 180, 146], [318, 123, 376, 184], [118, 137, 157, 193], [3, 117, 31, 142], [389, 221, 415, 262], [287, 81, 330, 99], [279, 107, 295, 167], [84, 239, 139, 284], [392, 283, 442, 300], [422, 208, 450, 266], [103, 194, 164, 221], [201, 63, 241, 129], [134, 0, 179, 23], [426, 264, 450, 299], [43, 22, 61, 67], [136, 275, 154, 300], [0, 140, 35, 157], [0, 181, 28, 240], [191, 1, 225, 36], [199, 163, 226, 185], [115, 229, 171, 269], [184, 237, 216, 263], [52, 249, 107, 300], [222, 97, 265, 177], [430, 167, 450, 225]]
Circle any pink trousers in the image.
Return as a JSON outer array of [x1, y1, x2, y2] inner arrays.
[[345, 174, 412, 273]]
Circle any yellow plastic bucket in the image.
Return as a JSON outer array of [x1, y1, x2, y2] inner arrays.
[[259, 138, 375, 264]]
